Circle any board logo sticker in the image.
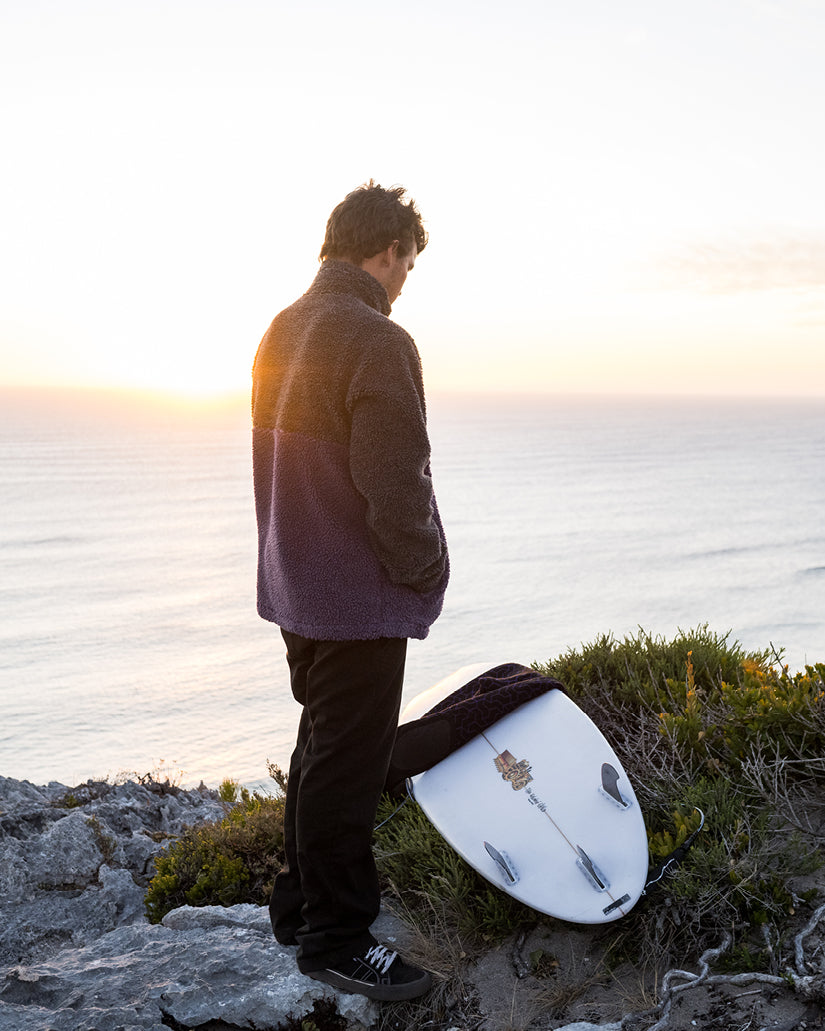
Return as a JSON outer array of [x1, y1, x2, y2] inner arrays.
[[493, 749, 533, 790]]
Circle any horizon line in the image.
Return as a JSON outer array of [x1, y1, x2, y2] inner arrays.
[[2, 383, 825, 406]]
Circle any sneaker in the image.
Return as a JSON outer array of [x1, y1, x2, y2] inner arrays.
[[306, 943, 432, 1001]]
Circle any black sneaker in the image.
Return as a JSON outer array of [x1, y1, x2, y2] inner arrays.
[[306, 943, 432, 1001]]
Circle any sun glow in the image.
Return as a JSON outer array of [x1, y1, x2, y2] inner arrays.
[[2, 0, 825, 398]]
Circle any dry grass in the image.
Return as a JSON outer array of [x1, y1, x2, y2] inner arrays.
[[375, 893, 483, 1031]]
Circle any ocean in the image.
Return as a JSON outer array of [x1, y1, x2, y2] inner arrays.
[[1, 389, 823, 790]]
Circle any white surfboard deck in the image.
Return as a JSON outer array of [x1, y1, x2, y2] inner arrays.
[[402, 663, 649, 924]]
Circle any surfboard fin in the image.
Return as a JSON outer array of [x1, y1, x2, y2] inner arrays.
[[603, 893, 631, 916], [483, 841, 519, 885], [576, 846, 608, 892], [599, 763, 630, 809]]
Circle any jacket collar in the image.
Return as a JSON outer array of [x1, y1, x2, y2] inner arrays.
[[308, 260, 391, 316]]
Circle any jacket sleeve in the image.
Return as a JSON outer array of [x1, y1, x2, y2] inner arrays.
[[346, 335, 448, 594]]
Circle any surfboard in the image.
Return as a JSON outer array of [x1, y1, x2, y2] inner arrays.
[[402, 663, 649, 924]]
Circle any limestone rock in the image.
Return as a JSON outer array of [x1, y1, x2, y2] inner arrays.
[[2, 864, 146, 967], [0, 775, 224, 965], [0, 912, 377, 1031], [162, 900, 271, 933], [0, 777, 383, 1030]]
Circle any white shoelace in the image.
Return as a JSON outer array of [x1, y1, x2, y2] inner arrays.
[[364, 944, 398, 974]]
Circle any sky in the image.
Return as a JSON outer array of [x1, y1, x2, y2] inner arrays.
[[1, 0, 824, 399]]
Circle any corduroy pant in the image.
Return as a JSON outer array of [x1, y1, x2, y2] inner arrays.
[[270, 630, 407, 972]]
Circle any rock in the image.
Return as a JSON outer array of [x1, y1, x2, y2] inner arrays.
[[2, 864, 147, 967], [0, 776, 224, 967], [0, 910, 377, 1031], [162, 900, 271, 934], [0, 776, 391, 1030], [21, 808, 105, 890], [0, 777, 52, 811]]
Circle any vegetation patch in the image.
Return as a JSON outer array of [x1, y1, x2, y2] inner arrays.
[[144, 780, 285, 923], [86, 814, 117, 865], [143, 627, 825, 990]]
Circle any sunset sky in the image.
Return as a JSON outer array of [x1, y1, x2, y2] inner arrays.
[[2, 0, 824, 399]]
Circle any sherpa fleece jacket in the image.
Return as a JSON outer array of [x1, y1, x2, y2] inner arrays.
[[252, 259, 449, 641]]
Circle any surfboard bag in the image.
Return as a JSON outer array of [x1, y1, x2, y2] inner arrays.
[[386, 662, 565, 793]]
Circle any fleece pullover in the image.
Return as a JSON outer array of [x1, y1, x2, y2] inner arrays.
[[252, 259, 449, 641]]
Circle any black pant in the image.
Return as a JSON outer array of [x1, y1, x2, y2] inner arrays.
[[271, 630, 407, 972]]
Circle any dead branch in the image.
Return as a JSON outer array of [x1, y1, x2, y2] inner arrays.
[[622, 903, 825, 1031]]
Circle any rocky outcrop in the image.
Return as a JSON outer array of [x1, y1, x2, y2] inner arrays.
[[0, 775, 224, 968], [0, 904, 378, 1031], [0, 776, 378, 1030]]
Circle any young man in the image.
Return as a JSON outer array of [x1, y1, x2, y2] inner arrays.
[[252, 182, 449, 1001]]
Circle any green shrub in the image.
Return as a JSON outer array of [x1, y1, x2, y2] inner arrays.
[[531, 626, 824, 964], [144, 790, 285, 923], [656, 651, 825, 774]]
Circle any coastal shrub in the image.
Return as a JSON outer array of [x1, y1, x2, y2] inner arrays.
[[532, 626, 824, 964], [144, 787, 285, 923], [142, 627, 823, 977]]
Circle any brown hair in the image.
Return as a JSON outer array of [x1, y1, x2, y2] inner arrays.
[[319, 180, 428, 263]]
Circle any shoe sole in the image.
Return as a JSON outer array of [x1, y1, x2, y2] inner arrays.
[[306, 966, 433, 1002]]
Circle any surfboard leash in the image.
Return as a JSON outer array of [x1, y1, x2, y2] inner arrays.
[[642, 807, 706, 896], [373, 781, 414, 831]]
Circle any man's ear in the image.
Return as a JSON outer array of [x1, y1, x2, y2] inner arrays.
[[383, 240, 401, 264]]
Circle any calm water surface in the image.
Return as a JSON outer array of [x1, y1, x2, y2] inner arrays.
[[1, 390, 823, 788]]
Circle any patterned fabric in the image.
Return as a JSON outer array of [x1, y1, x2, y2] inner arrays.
[[424, 662, 564, 745], [387, 663, 565, 787]]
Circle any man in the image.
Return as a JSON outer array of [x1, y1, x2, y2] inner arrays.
[[252, 182, 449, 1001]]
